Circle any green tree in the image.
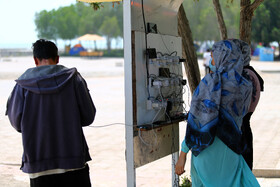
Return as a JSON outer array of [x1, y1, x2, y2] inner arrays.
[[53, 5, 80, 43], [178, 5, 201, 93], [182, 0, 240, 42], [113, 4, 123, 36], [222, 1, 239, 39], [34, 10, 58, 42], [252, 0, 280, 54], [239, 0, 264, 45], [77, 2, 123, 37], [99, 16, 121, 53], [213, 0, 228, 40], [34, 2, 124, 51], [76, 3, 103, 35], [182, 0, 218, 41]]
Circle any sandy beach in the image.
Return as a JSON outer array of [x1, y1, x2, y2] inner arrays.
[[0, 56, 280, 186]]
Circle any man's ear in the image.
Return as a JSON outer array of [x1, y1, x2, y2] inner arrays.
[[56, 56, 59, 64], [34, 57, 39, 66]]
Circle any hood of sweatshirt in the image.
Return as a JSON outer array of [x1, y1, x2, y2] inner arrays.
[[16, 65, 77, 94]]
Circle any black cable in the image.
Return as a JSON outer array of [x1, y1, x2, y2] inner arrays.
[[157, 51, 164, 57], [141, 0, 151, 99], [169, 51, 178, 56]]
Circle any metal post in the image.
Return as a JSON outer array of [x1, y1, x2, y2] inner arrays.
[[124, 0, 136, 187], [172, 152, 179, 187]]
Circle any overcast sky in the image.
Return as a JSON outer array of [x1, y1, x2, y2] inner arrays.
[[0, 0, 77, 48]]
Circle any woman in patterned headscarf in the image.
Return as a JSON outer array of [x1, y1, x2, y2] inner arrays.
[[175, 40, 260, 186], [231, 39, 264, 170]]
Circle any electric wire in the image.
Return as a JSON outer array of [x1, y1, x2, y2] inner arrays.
[[138, 125, 158, 147], [141, 0, 151, 99], [152, 128, 158, 146], [138, 128, 153, 146], [89, 122, 156, 147], [151, 107, 164, 124], [158, 30, 171, 54], [88, 123, 134, 128]]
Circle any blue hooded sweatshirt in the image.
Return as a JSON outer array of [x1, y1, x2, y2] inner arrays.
[[6, 65, 96, 173]]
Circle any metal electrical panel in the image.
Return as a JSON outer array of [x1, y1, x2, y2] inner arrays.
[[133, 32, 185, 129], [131, 30, 186, 167], [125, 0, 185, 184]]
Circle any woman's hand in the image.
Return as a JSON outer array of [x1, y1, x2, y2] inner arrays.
[[175, 151, 187, 176]]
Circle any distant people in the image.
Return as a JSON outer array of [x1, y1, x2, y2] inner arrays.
[[203, 48, 211, 75], [231, 39, 264, 170], [175, 40, 260, 186], [6, 39, 96, 187]]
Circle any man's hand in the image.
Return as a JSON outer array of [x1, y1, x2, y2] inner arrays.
[[175, 151, 187, 176]]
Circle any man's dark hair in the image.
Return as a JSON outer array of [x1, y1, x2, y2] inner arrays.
[[32, 39, 58, 61]]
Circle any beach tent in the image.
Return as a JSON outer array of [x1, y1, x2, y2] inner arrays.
[[77, 34, 104, 41], [253, 45, 262, 56], [69, 44, 86, 55], [76, 34, 105, 50]]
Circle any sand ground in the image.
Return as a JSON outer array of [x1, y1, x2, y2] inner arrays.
[[0, 56, 280, 186]]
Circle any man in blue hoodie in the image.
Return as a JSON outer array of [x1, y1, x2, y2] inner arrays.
[[6, 39, 96, 187]]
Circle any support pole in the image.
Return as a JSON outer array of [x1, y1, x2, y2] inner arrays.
[[172, 152, 179, 186], [124, 0, 136, 187]]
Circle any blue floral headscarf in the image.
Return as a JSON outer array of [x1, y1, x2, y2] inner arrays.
[[185, 40, 253, 156]]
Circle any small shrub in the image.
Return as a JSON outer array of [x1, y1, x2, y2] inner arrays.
[[180, 176, 192, 187]]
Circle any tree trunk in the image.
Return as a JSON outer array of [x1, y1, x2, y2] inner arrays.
[[178, 5, 201, 94], [240, 0, 264, 45], [107, 37, 111, 54], [240, 0, 253, 44], [94, 41, 97, 51], [212, 0, 227, 40], [274, 41, 280, 58]]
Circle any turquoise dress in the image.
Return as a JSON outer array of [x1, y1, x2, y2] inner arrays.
[[181, 137, 260, 187]]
